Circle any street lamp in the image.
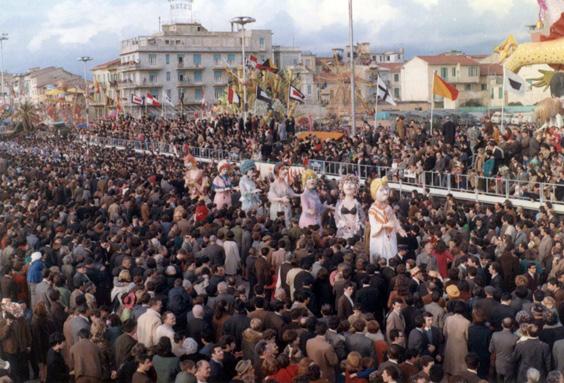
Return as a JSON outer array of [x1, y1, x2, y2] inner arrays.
[[0, 33, 8, 106], [348, 0, 356, 136], [230, 16, 256, 122], [78, 56, 93, 127]]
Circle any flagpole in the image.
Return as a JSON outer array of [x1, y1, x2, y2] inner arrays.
[[374, 74, 378, 128], [501, 65, 506, 133], [430, 70, 435, 135]]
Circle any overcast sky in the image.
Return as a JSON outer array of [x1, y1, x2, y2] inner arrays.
[[1, 0, 538, 76]]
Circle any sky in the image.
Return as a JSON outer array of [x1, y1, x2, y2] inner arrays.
[[0, 0, 539, 76]]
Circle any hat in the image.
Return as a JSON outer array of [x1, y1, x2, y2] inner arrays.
[[427, 270, 442, 280], [182, 279, 192, 289], [484, 286, 496, 296], [165, 265, 177, 276], [31, 252, 42, 263], [122, 291, 136, 309], [0, 359, 9, 371], [446, 284, 460, 299], [273, 162, 286, 176], [235, 359, 253, 375], [217, 160, 231, 173], [262, 235, 272, 242], [410, 267, 422, 277], [76, 262, 86, 269], [240, 159, 256, 175], [398, 244, 409, 251]]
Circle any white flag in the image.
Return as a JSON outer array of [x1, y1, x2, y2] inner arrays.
[[164, 95, 174, 106], [377, 76, 396, 105], [504, 68, 528, 95]]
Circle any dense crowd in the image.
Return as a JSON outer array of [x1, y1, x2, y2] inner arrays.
[[84, 114, 564, 201], [0, 114, 562, 383]]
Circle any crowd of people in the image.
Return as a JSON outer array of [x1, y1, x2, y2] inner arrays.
[[84, 113, 564, 201], [0, 113, 562, 383]]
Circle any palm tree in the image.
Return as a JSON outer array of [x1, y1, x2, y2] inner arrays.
[[13, 101, 40, 133]]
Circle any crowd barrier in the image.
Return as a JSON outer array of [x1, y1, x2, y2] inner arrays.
[[80, 135, 564, 213]]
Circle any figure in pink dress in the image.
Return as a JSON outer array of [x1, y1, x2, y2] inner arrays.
[[212, 160, 234, 210], [299, 169, 329, 229], [268, 163, 298, 227], [334, 174, 365, 240]]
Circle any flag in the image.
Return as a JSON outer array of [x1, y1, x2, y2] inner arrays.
[[433, 73, 459, 101], [494, 35, 518, 61], [260, 59, 279, 74], [179, 92, 185, 106], [376, 76, 397, 105], [247, 55, 259, 70], [289, 85, 305, 103], [504, 68, 527, 95], [164, 95, 174, 106], [256, 86, 272, 104], [145, 93, 161, 107], [227, 87, 240, 105], [131, 94, 144, 105]]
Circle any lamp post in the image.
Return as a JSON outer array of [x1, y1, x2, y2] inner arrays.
[[78, 56, 93, 127], [0, 33, 8, 106], [230, 16, 255, 122], [348, 0, 356, 136]]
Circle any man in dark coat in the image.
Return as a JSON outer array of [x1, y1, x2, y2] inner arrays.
[[46, 332, 70, 383], [113, 319, 137, 368], [355, 277, 381, 315], [441, 116, 456, 145], [511, 324, 552, 382]]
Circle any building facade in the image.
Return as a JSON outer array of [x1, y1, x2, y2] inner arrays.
[[91, 59, 121, 119], [117, 22, 272, 112]]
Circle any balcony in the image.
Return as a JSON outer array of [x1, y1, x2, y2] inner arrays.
[[177, 80, 204, 87], [176, 62, 204, 70], [120, 62, 163, 72]]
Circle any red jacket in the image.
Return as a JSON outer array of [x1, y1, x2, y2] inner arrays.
[[432, 250, 454, 278]]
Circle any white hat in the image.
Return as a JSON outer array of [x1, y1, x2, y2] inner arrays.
[[31, 252, 42, 263], [217, 160, 231, 173], [182, 337, 198, 355]]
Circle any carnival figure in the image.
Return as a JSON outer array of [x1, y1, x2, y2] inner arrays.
[[239, 159, 261, 213], [184, 154, 209, 200], [212, 160, 235, 210], [334, 174, 365, 240], [299, 169, 328, 229], [368, 176, 406, 263], [267, 163, 298, 227]]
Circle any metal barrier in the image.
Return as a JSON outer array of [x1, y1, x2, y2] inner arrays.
[[80, 135, 563, 206]]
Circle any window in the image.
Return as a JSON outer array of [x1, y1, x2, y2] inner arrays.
[[177, 55, 184, 64], [394, 88, 400, 98], [178, 89, 185, 101], [193, 53, 201, 66], [165, 54, 170, 65], [166, 72, 171, 81], [498, 87, 503, 99], [469, 66, 478, 76], [166, 89, 172, 99], [150, 88, 159, 98], [451, 67, 456, 77], [213, 53, 221, 64], [195, 87, 203, 100], [149, 72, 158, 83], [259, 37, 265, 49], [465, 84, 471, 91], [194, 70, 203, 82], [481, 84, 486, 91], [440, 67, 448, 79], [214, 87, 225, 99], [214, 70, 222, 81], [491, 89, 494, 99], [307, 84, 312, 95], [394, 74, 399, 82], [227, 53, 235, 64], [178, 73, 184, 82], [148, 54, 157, 65]]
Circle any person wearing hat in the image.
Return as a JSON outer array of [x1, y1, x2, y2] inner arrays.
[[211, 160, 234, 210], [443, 301, 471, 377], [230, 359, 254, 383], [239, 159, 261, 213], [27, 251, 44, 309], [267, 163, 298, 228]]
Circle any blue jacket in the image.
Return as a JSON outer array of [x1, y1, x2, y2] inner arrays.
[[27, 260, 44, 283]]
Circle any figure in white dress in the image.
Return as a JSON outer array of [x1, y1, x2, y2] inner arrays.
[[334, 175, 365, 240], [212, 160, 235, 210], [299, 169, 327, 229], [239, 159, 261, 213], [268, 163, 298, 227], [368, 176, 406, 264]]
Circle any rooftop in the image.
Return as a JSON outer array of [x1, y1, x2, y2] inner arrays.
[[417, 54, 479, 66], [92, 58, 121, 71]]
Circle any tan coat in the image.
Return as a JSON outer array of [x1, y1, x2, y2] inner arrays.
[[443, 313, 470, 376], [70, 338, 102, 381], [306, 335, 339, 382]]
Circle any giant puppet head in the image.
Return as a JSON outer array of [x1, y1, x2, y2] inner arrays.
[[217, 160, 231, 176], [184, 154, 197, 170], [370, 176, 390, 203], [301, 169, 318, 191], [240, 159, 256, 177], [339, 174, 360, 198]]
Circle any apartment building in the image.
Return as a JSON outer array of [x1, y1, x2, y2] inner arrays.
[[91, 59, 121, 119]]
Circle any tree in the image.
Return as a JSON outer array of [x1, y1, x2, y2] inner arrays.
[[13, 101, 40, 133]]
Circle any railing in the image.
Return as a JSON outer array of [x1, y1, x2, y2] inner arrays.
[[80, 135, 564, 206]]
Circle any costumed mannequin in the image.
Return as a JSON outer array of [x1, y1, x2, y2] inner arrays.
[[368, 176, 406, 264], [212, 160, 235, 210], [267, 163, 298, 227], [184, 154, 208, 200], [239, 159, 261, 213], [334, 174, 365, 240], [299, 169, 328, 229]]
